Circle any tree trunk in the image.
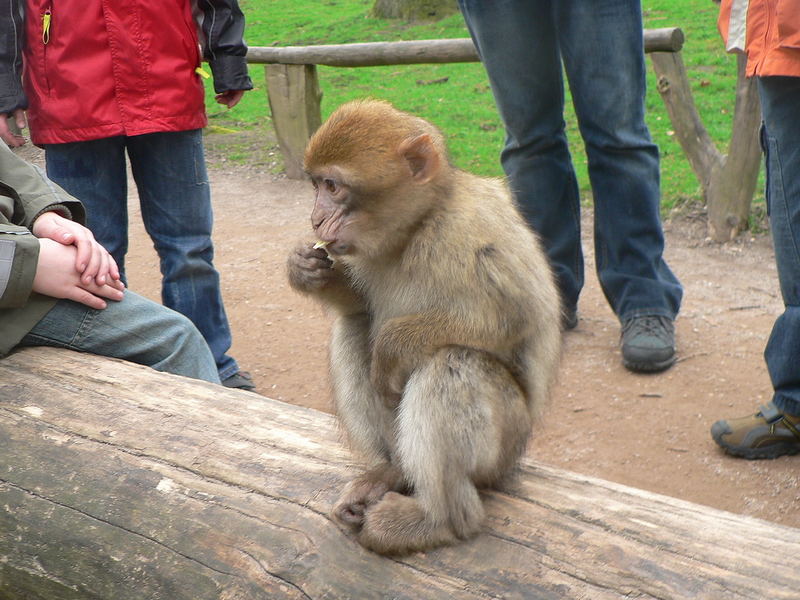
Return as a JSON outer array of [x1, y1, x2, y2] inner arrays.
[[650, 51, 761, 241], [2, 347, 800, 599], [371, 0, 458, 21], [705, 54, 762, 241]]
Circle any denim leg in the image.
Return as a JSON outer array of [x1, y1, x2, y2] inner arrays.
[[555, 0, 682, 321], [125, 130, 238, 380], [757, 76, 800, 416], [44, 137, 131, 281], [18, 292, 220, 383], [458, 0, 583, 312]]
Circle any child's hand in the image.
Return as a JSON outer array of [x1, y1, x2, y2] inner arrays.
[[32, 212, 122, 287], [33, 238, 125, 309]]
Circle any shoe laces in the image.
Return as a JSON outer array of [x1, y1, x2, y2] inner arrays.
[[622, 315, 673, 342]]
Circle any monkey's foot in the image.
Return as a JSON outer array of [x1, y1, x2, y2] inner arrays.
[[357, 492, 460, 556], [332, 464, 406, 531]]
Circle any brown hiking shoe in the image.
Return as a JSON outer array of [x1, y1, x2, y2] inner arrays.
[[711, 401, 800, 459]]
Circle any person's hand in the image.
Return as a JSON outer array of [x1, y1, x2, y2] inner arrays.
[[215, 89, 246, 109], [32, 212, 121, 286], [33, 238, 125, 309], [0, 110, 27, 147]]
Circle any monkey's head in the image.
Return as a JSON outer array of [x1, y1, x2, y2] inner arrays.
[[303, 99, 452, 259]]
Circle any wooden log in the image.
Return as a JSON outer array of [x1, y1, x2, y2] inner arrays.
[[2, 347, 799, 599], [264, 63, 322, 179], [248, 28, 683, 67]]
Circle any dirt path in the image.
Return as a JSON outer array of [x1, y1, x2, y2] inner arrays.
[[18, 143, 799, 531]]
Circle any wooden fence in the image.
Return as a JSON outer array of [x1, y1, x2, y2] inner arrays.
[[246, 29, 685, 179]]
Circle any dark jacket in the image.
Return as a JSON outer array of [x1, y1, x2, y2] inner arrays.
[[0, 141, 85, 355], [0, 0, 253, 144]]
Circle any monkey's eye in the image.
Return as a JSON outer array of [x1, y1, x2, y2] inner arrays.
[[323, 178, 338, 194]]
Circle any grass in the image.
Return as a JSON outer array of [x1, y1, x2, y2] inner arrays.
[[204, 0, 761, 214]]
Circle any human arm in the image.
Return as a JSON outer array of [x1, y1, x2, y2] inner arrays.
[[192, 0, 254, 96], [0, 196, 124, 310], [0, 0, 28, 147], [0, 142, 122, 309]]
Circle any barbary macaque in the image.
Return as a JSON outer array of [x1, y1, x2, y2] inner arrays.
[[287, 99, 562, 555]]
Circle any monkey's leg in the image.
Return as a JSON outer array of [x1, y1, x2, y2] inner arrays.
[[358, 347, 532, 555], [329, 314, 406, 531]]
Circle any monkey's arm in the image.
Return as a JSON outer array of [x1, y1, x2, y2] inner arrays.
[[370, 308, 519, 399], [287, 242, 366, 315]]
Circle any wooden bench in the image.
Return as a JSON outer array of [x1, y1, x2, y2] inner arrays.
[[1, 346, 799, 599], [247, 28, 685, 179]]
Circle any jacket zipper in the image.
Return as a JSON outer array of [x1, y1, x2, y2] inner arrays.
[[41, 5, 53, 93], [42, 10, 52, 44]]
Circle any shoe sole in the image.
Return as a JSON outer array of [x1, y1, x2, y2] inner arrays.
[[712, 435, 800, 460], [622, 355, 676, 373]]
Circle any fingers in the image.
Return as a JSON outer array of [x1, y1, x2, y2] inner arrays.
[[63, 223, 120, 286], [0, 110, 27, 147], [70, 280, 125, 309], [33, 212, 121, 286], [215, 90, 246, 108], [69, 288, 109, 311], [88, 282, 125, 302]]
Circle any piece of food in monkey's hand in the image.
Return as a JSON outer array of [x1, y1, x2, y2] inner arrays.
[[313, 239, 335, 263]]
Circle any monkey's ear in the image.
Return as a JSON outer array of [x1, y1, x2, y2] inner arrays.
[[398, 134, 440, 184]]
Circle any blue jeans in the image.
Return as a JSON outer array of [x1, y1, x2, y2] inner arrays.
[[758, 76, 800, 416], [458, 0, 682, 321], [43, 130, 238, 380], [18, 291, 220, 383]]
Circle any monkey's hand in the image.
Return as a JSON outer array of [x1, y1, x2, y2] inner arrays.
[[286, 241, 338, 294]]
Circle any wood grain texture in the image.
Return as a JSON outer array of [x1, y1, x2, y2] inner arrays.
[[1, 347, 798, 599]]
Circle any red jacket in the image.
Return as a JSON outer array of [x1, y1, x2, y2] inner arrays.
[[18, 0, 252, 144], [719, 0, 800, 76]]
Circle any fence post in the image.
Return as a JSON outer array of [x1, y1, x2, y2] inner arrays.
[[264, 64, 322, 179]]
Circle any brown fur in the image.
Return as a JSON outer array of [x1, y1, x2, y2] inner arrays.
[[287, 99, 561, 555]]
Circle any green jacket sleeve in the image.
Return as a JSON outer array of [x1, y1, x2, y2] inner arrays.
[[0, 143, 85, 308]]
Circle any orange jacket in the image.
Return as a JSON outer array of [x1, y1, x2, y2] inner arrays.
[[719, 0, 800, 76]]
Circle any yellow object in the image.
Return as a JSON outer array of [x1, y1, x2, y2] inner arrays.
[[205, 125, 239, 135], [195, 66, 211, 79], [42, 10, 51, 44]]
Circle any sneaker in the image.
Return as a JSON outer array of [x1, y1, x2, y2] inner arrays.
[[222, 371, 256, 390], [620, 315, 676, 373], [711, 401, 800, 459]]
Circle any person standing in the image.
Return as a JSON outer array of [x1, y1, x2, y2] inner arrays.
[[457, 0, 683, 372], [711, 0, 800, 458], [0, 0, 256, 389]]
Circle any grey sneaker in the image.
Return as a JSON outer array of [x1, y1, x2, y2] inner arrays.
[[620, 315, 676, 373], [222, 371, 256, 390]]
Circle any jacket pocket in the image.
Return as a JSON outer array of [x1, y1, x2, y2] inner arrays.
[[776, 0, 800, 48]]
